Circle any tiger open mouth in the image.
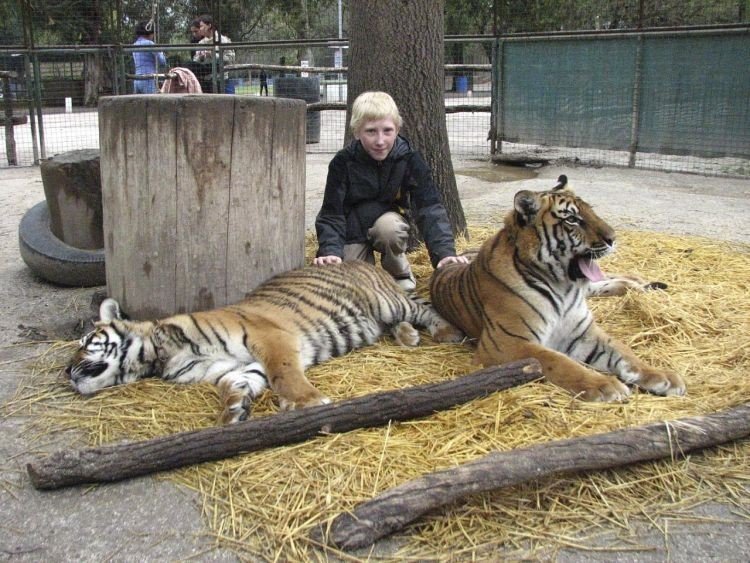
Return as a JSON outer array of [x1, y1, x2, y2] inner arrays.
[[568, 253, 606, 282]]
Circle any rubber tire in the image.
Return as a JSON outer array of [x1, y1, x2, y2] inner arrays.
[[18, 201, 106, 287]]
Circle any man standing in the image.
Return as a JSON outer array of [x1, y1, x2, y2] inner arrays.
[[132, 21, 167, 94]]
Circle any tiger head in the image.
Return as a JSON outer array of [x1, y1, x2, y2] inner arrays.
[[509, 175, 615, 283], [66, 298, 158, 395]]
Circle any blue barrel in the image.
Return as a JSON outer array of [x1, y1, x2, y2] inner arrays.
[[456, 76, 468, 94], [225, 78, 243, 94]]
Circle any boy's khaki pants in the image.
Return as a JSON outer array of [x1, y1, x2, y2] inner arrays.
[[343, 211, 413, 281]]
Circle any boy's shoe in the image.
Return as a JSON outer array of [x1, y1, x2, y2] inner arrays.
[[395, 273, 417, 292]]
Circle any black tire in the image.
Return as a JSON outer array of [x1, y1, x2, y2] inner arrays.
[[18, 201, 106, 287]]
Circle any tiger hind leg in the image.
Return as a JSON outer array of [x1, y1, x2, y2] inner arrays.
[[260, 338, 331, 411], [216, 363, 268, 424], [404, 296, 465, 343]]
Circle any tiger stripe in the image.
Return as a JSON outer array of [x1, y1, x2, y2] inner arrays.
[[66, 260, 463, 423], [430, 177, 686, 402]]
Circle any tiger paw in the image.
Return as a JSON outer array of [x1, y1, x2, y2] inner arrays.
[[636, 368, 686, 397], [574, 375, 631, 403], [432, 323, 464, 343], [218, 401, 251, 425], [393, 321, 420, 347], [279, 394, 332, 411]]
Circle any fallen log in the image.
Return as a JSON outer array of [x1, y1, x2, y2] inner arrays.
[[314, 402, 750, 551], [27, 359, 542, 490], [490, 153, 551, 166]]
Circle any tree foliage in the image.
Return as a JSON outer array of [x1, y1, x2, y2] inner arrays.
[[3, 0, 746, 48]]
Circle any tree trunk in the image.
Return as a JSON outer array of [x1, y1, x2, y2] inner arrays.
[[99, 95, 307, 319], [83, 0, 104, 106], [347, 0, 468, 238], [314, 402, 750, 550], [26, 360, 542, 490]]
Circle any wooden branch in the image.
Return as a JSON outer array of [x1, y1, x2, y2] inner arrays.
[[445, 104, 491, 114], [225, 62, 347, 74], [313, 402, 750, 551], [444, 63, 493, 71], [491, 153, 551, 165], [307, 101, 347, 112], [27, 359, 542, 490], [306, 103, 490, 114]]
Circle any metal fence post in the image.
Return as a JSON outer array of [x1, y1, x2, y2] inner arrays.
[[491, 38, 504, 155], [628, 34, 644, 168], [31, 52, 45, 162], [22, 53, 39, 164]]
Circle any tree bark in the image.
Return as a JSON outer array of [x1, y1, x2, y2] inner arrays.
[[40, 149, 103, 249], [314, 402, 750, 551], [347, 0, 468, 238], [83, 0, 104, 107], [99, 95, 306, 319], [27, 360, 542, 490]]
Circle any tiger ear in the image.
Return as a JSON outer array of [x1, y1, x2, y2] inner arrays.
[[99, 298, 123, 323], [551, 175, 568, 191], [514, 190, 540, 226]]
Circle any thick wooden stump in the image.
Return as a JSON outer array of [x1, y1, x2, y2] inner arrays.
[[40, 149, 103, 250], [98, 94, 307, 319]]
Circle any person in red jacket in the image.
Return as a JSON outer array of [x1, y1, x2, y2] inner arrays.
[[314, 91, 467, 291]]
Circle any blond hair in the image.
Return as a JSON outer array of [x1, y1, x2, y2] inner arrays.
[[349, 91, 403, 135]]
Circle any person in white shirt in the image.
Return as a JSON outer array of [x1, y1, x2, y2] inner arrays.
[[193, 14, 235, 65]]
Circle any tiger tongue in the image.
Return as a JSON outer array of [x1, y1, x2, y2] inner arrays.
[[578, 257, 605, 282]]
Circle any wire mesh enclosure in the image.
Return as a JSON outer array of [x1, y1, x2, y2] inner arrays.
[[494, 29, 750, 176], [0, 1, 748, 177]]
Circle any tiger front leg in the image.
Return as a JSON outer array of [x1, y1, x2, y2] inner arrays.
[[475, 334, 630, 402], [584, 332, 686, 397], [216, 363, 268, 424]]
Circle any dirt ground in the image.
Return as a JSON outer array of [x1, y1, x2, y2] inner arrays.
[[1, 156, 748, 561]]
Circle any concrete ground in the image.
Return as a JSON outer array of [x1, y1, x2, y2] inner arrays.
[[1, 157, 748, 561]]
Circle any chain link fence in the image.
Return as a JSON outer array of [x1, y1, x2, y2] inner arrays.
[[1, 1, 748, 176]]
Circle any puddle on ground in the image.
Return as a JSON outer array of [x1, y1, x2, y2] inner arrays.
[[456, 163, 538, 183]]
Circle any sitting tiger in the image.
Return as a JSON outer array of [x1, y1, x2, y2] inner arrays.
[[66, 261, 462, 424], [430, 175, 686, 402]]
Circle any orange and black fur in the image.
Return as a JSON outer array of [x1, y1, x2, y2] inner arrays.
[[430, 176, 686, 402], [67, 261, 462, 424]]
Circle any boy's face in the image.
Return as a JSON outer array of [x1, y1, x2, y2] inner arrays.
[[355, 117, 399, 161]]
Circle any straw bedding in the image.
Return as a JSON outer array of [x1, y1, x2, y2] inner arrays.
[[8, 227, 750, 561]]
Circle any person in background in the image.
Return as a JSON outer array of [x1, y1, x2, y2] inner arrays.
[[189, 18, 201, 59], [193, 14, 235, 65], [132, 21, 167, 94], [313, 91, 468, 291], [259, 69, 268, 96]]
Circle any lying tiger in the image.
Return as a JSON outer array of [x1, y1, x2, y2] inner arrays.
[[66, 261, 462, 424], [430, 176, 686, 402]]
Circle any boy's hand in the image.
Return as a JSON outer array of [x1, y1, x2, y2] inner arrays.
[[313, 255, 342, 266], [436, 255, 469, 268]]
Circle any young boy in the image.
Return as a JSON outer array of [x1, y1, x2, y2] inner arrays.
[[314, 91, 468, 290]]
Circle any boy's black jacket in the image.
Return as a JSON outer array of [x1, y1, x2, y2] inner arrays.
[[315, 135, 456, 268]]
